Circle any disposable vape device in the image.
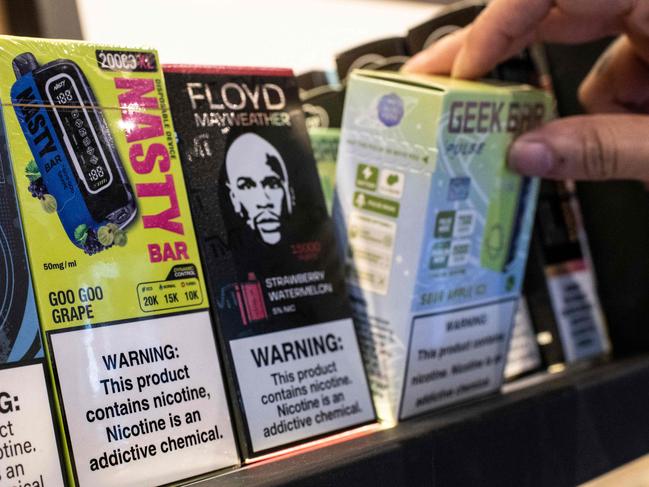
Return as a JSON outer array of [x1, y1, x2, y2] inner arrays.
[[11, 52, 136, 249], [165, 65, 376, 458], [233, 273, 268, 325]]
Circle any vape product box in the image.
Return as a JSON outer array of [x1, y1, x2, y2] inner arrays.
[[335, 37, 409, 82], [335, 70, 552, 422], [524, 181, 610, 365], [296, 70, 337, 94], [0, 36, 238, 486], [308, 125, 340, 213], [163, 65, 375, 458], [504, 297, 542, 380], [298, 71, 345, 213], [0, 107, 66, 485]]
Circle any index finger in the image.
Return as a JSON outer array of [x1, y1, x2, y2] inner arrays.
[[451, 0, 553, 78]]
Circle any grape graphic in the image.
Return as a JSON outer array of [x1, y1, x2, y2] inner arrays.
[[74, 224, 116, 256], [28, 178, 47, 200], [26, 160, 47, 200], [83, 228, 113, 256]]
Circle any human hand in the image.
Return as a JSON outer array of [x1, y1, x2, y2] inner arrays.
[[403, 1, 649, 181]]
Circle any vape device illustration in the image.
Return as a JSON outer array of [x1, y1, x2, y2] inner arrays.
[[11, 52, 136, 249], [233, 273, 268, 325], [480, 171, 525, 272]]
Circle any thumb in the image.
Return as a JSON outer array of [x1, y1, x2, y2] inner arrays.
[[508, 114, 649, 181]]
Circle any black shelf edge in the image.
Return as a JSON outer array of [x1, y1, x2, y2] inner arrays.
[[191, 356, 649, 487]]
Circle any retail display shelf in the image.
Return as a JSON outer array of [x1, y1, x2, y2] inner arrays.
[[193, 355, 649, 486]]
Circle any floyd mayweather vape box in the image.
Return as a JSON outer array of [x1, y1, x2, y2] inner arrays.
[[334, 70, 553, 422], [164, 65, 376, 458]]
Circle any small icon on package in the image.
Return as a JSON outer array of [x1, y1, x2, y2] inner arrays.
[[234, 273, 268, 325]]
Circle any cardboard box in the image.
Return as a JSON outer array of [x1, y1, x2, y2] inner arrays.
[[0, 104, 66, 485], [164, 65, 376, 458], [298, 72, 345, 213], [0, 36, 238, 486], [504, 297, 542, 379], [334, 70, 553, 422], [335, 37, 409, 82], [405, 0, 484, 55], [524, 180, 610, 365]]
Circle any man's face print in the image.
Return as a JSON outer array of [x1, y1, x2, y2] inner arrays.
[[225, 133, 291, 245]]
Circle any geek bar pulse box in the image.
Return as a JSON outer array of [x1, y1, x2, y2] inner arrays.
[[0, 103, 66, 485], [0, 36, 238, 486], [334, 71, 553, 422], [164, 65, 376, 458]]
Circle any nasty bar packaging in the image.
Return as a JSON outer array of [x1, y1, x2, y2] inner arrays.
[[0, 103, 66, 485], [334, 70, 553, 422], [163, 65, 375, 458], [0, 35, 238, 486]]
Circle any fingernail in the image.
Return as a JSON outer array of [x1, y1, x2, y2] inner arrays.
[[508, 139, 555, 176]]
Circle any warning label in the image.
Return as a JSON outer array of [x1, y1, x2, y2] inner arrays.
[[49, 311, 238, 487], [0, 362, 65, 486], [400, 300, 516, 419], [229, 319, 375, 453]]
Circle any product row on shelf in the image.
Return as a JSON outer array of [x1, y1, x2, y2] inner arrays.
[[0, 2, 611, 486]]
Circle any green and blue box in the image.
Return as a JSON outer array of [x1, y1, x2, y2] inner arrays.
[[334, 70, 553, 422]]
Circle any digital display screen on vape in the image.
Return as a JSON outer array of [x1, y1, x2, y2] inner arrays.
[[46, 74, 113, 194]]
